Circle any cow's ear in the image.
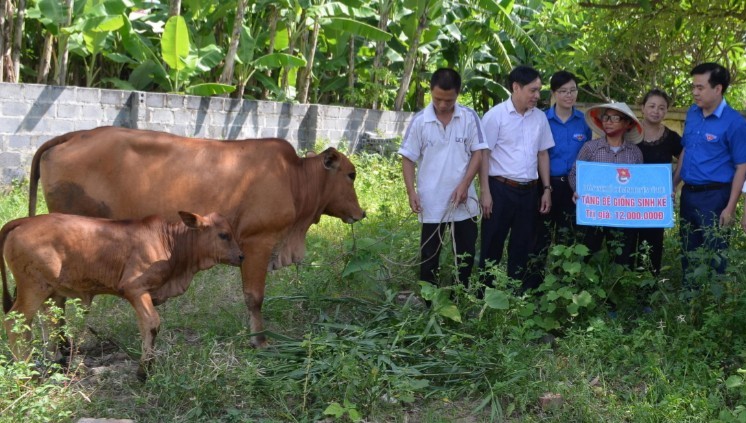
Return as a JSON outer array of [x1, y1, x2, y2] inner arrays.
[[322, 148, 340, 170], [178, 211, 205, 229]]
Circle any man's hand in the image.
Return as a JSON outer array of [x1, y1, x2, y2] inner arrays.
[[408, 192, 422, 214], [481, 191, 493, 219], [720, 207, 735, 227], [572, 192, 579, 204], [539, 190, 552, 214], [451, 182, 469, 206]]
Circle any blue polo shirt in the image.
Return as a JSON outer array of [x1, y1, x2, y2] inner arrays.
[[680, 99, 746, 185], [545, 106, 592, 176]]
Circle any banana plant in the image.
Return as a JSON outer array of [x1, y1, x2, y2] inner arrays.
[[230, 0, 308, 101], [65, 0, 127, 86], [295, 1, 392, 105], [113, 12, 231, 95]]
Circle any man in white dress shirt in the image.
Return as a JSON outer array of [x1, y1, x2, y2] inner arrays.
[[399, 68, 488, 287], [479, 65, 555, 293]]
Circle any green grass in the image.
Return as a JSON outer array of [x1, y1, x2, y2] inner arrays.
[[2, 152, 746, 422]]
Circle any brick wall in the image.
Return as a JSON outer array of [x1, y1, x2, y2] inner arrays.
[[0, 82, 413, 185]]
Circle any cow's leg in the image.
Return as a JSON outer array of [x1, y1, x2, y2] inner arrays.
[[240, 238, 274, 348], [4, 285, 51, 361], [126, 292, 160, 381]]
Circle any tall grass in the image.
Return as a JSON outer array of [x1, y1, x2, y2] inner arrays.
[[1, 152, 746, 422]]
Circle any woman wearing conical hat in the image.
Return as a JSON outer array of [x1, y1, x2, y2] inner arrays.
[[568, 102, 644, 267]]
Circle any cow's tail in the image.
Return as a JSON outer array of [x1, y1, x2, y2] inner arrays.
[[29, 131, 80, 217], [0, 219, 23, 314]]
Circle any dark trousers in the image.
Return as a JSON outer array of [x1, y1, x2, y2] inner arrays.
[[582, 226, 637, 267], [634, 227, 665, 275], [479, 178, 538, 291], [679, 185, 731, 278], [420, 219, 478, 286], [539, 176, 578, 245], [526, 176, 579, 290]]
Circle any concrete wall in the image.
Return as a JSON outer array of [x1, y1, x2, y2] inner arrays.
[[2, 82, 707, 187], [0, 82, 413, 185]]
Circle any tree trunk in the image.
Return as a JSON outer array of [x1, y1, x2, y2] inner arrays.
[[37, 33, 54, 83], [346, 36, 355, 106], [219, 0, 247, 88], [372, 1, 392, 110], [297, 20, 319, 104], [262, 5, 278, 99], [10, 0, 25, 81], [394, 13, 428, 111], [54, 0, 74, 86], [280, 9, 304, 96], [168, 0, 181, 18], [0, 0, 7, 81], [414, 58, 426, 110]]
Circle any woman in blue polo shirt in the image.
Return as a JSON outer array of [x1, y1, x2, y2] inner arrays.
[[528, 71, 592, 286]]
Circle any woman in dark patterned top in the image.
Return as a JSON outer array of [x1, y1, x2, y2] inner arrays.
[[636, 89, 682, 276]]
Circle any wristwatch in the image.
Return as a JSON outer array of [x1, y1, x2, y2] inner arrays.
[[544, 185, 553, 192]]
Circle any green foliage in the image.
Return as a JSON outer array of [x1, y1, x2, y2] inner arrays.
[[530, 0, 746, 106], [1, 299, 88, 422], [533, 243, 603, 330]]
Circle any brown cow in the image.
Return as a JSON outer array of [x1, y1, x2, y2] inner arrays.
[[1, 211, 244, 380], [28, 126, 365, 347]]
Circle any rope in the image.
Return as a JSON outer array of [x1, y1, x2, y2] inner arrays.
[[283, 195, 484, 286]]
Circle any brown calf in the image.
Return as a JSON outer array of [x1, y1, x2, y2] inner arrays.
[[1, 211, 243, 380]]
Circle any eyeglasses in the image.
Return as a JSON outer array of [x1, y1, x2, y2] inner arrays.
[[600, 115, 624, 123], [556, 88, 578, 96]]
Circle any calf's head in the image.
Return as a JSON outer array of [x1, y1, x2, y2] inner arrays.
[[318, 148, 366, 224], [178, 211, 244, 267]]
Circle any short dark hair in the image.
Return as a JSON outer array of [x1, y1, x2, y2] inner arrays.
[[430, 68, 462, 93], [691, 62, 730, 93], [549, 71, 577, 92], [641, 88, 671, 107], [508, 65, 541, 92]]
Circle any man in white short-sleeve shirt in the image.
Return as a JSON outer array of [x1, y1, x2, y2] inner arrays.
[[479, 65, 555, 293], [399, 68, 488, 287]]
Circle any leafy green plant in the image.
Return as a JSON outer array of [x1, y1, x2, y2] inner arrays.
[[532, 243, 601, 331]]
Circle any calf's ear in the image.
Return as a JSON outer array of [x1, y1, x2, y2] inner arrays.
[[178, 211, 206, 229], [322, 148, 340, 170]]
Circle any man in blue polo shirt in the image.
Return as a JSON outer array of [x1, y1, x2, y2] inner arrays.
[[675, 62, 746, 279]]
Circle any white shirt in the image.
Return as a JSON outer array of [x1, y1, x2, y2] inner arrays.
[[481, 97, 555, 181], [398, 102, 488, 223]]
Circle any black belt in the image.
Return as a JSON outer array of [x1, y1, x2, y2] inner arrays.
[[491, 175, 538, 189], [682, 182, 730, 192], [550, 175, 568, 183]]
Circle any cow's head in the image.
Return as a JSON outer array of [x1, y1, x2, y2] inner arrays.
[[178, 211, 245, 267], [317, 148, 366, 224]]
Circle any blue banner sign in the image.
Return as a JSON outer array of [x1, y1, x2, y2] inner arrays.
[[576, 161, 673, 228]]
